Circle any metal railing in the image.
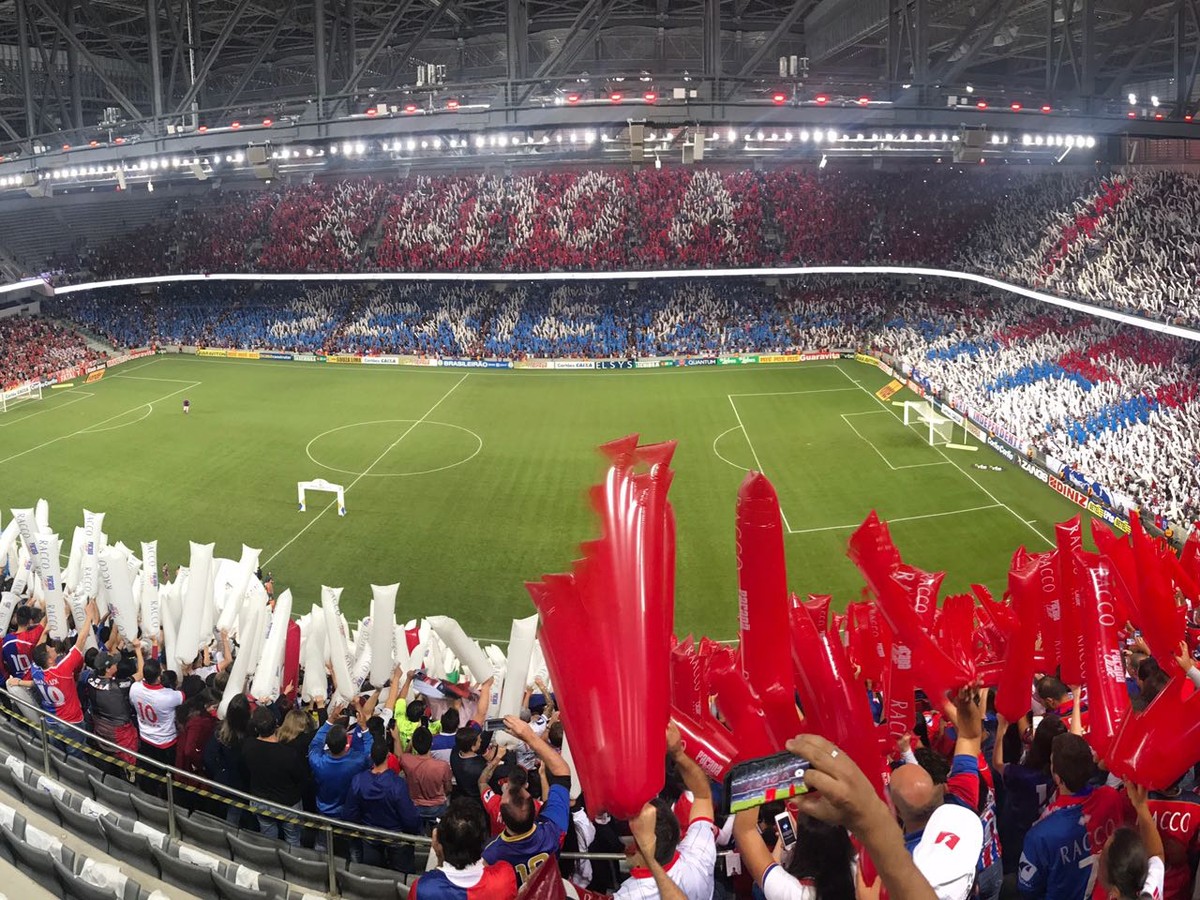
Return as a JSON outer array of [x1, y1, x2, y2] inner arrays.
[[0, 687, 625, 896]]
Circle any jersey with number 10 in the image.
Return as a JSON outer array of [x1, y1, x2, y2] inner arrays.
[[128, 682, 184, 748], [2, 625, 44, 679]]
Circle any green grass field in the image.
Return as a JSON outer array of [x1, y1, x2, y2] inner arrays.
[[0, 355, 1103, 640]]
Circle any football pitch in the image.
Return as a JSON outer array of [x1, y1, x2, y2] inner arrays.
[[0, 355, 1100, 640]]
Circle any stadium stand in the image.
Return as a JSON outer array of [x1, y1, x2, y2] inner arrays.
[[21, 168, 1200, 329]]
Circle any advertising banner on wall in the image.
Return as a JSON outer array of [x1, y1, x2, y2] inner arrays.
[[196, 349, 227, 358], [259, 352, 294, 361], [362, 356, 400, 366]]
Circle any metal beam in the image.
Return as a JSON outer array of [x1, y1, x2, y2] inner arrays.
[[219, 1, 296, 111], [0, 113, 23, 144], [1081, 0, 1095, 97], [77, 0, 154, 88], [315, 0, 328, 119], [339, 0, 419, 98], [1102, 0, 1186, 96], [65, 1, 84, 131], [517, 0, 612, 104], [15, 0, 37, 140], [928, 0, 1003, 75], [171, 0, 255, 114], [703, 0, 721, 82], [935, 0, 1019, 86], [147, 0, 164, 121], [730, 0, 812, 81], [26, 0, 144, 121], [507, 0, 529, 85]]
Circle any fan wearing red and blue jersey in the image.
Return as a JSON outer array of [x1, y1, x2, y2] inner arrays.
[[1018, 734, 1132, 900], [1147, 786, 1200, 900], [408, 797, 517, 900], [481, 714, 573, 887]]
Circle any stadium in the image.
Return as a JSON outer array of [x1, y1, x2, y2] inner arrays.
[[1, 1, 1200, 898]]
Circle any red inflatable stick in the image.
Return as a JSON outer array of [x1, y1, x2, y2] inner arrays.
[[1055, 518, 1086, 685], [282, 620, 301, 705], [848, 513, 972, 702], [1159, 544, 1199, 606], [972, 583, 1015, 642], [994, 553, 1042, 722], [708, 644, 779, 759], [847, 602, 889, 685], [937, 594, 976, 675], [790, 596, 887, 798], [804, 595, 833, 632], [669, 637, 740, 780], [527, 436, 677, 819], [892, 565, 944, 630], [1090, 520, 1139, 629], [735, 471, 802, 748], [1182, 527, 1200, 587], [1073, 552, 1131, 759], [1106, 674, 1200, 790], [883, 640, 918, 753], [1130, 512, 1185, 671], [1028, 551, 1062, 674]]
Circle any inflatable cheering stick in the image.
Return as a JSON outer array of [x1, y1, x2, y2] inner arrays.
[[1055, 518, 1086, 686], [669, 637, 740, 780], [993, 553, 1043, 722], [848, 512, 973, 703], [1073, 551, 1131, 759], [1107, 673, 1200, 790], [1130, 511, 1185, 671], [735, 471, 801, 748], [527, 435, 677, 819], [790, 595, 887, 797]]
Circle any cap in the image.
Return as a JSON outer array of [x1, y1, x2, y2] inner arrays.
[[93, 652, 118, 674], [911, 804, 984, 900]]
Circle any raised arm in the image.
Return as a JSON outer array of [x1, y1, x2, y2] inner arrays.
[[470, 676, 495, 726], [503, 714, 569, 778], [629, 804, 689, 900], [992, 713, 1008, 773], [666, 723, 713, 822], [478, 746, 507, 799], [1126, 781, 1165, 861]]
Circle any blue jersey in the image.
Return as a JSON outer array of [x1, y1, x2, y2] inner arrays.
[[1018, 785, 1131, 900], [481, 783, 570, 886]]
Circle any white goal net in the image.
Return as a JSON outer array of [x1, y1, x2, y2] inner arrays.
[[902, 400, 966, 449], [0, 383, 43, 414]]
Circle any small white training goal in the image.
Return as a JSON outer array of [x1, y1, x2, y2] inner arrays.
[[901, 400, 975, 451], [298, 478, 347, 516], [0, 383, 43, 415]]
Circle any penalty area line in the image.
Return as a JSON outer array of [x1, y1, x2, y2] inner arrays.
[[262, 373, 471, 567], [788, 503, 1004, 535]]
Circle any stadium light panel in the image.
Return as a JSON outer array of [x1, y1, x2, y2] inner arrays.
[[799, 130, 809, 141], [1128, 93, 1137, 105], [727, 129, 737, 141], [784, 131, 793, 141], [585, 130, 596, 143], [475, 136, 486, 148], [1022, 134, 1031, 145], [354, 142, 365, 154], [1152, 95, 1160, 107], [1085, 136, 1096, 148]]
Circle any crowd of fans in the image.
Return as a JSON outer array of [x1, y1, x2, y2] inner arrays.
[[2, 544, 1196, 900], [18, 166, 1200, 330], [0, 316, 105, 391]]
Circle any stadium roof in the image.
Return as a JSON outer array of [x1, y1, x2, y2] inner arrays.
[[0, 0, 1195, 177]]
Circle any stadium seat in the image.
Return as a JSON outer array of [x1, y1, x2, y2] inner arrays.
[[15, 774, 63, 820], [6, 824, 72, 881], [97, 817, 157, 876], [150, 843, 217, 895], [349, 861, 411, 881], [51, 794, 108, 846], [336, 867, 402, 899], [15, 732, 42, 763], [53, 856, 144, 900], [232, 829, 288, 852], [129, 792, 172, 831], [278, 849, 332, 891], [211, 868, 269, 900], [0, 726, 23, 757], [0, 759, 20, 796], [226, 832, 285, 877], [88, 774, 136, 815], [52, 756, 99, 793], [0, 812, 23, 865], [178, 810, 234, 856]]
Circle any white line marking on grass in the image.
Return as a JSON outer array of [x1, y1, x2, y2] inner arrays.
[[835, 369, 1055, 547], [112, 358, 164, 376], [263, 374, 471, 567], [789, 504, 1005, 534], [840, 414, 951, 471], [726, 395, 794, 532], [77, 403, 154, 433], [305, 419, 483, 477], [712, 426, 752, 472], [112, 374, 200, 384], [727, 387, 861, 398], [0, 391, 95, 427], [0, 381, 200, 467]]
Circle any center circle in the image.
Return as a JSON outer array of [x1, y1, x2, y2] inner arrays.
[[305, 419, 483, 477]]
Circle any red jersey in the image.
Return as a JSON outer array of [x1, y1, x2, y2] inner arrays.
[[2, 624, 44, 678], [32, 646, 85, 723], [1148, 792, 1200, 900], [482, 788, 543, 838]]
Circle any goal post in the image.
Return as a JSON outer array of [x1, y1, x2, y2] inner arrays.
[[298, 478, 347, 516], [901, 400, 975, 451], [0, 382, 43, 414]]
